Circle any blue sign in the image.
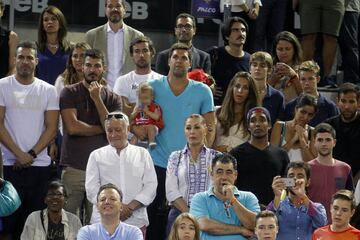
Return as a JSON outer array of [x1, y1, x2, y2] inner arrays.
[[191, 0, 221, 19]]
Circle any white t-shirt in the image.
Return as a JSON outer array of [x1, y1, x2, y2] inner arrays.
[[0, 75, 59, 166], [113, 70, 163, 104]]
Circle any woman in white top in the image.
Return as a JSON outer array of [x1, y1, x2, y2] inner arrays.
[[165, 114, 219, 235], [213, 72, 259, 152], [270, 94, 317, 162]]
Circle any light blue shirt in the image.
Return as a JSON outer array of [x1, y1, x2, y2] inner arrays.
[[190, 187, 260, 240], [148, 76, 214, 168], [77, 222, 143, 240]]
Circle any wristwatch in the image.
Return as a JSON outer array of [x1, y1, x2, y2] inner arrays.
[[28, 149, 37, 159]]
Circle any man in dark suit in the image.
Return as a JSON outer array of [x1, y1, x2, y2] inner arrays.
[[155, 13, 211, 75]]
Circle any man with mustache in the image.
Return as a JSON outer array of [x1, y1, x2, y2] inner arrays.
[[86, 0, 143, 89], [60, 49, 122, 225], [155, 13, 211, 76], [190, 153, 260, 240], [326, 83, 360, 183], [209, 17, 250, 105], [113, 36, 163, 117]]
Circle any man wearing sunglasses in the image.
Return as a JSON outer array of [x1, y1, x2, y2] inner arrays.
[[85, 111, 157, 238], [60, 49, 122, 225]]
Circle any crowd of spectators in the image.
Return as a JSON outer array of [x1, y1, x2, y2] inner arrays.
[[0, 0, 360, 239]]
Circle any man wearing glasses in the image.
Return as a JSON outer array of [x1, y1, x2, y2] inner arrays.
[[60, 49, 122, 225], [155, 13, 211, 75], [85, 111, 157, 238]]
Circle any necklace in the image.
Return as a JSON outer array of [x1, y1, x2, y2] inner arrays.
[[47, 43, 59, 49]]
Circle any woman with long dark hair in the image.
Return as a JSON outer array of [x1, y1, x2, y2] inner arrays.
[[269, 31, 303, 103], [213, 71, 259, 152], [270, 94, 317, 162], [36, 5, 71, 85]]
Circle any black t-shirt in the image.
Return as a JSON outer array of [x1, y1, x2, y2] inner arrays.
[[230, 142, 289, 205], [326, 114, 360, 175], [0, 27, 10, 78], [209, 46, 250, 105], [47, 219, 65, 240]]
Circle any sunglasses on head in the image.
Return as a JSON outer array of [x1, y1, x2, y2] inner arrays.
[[105, 113, 125, 120]]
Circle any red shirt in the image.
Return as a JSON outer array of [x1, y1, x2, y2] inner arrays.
[[134, 102, 164, 129], [312, 225, 360, 240]]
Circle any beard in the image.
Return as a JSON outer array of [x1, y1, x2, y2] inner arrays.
[[16, 66, 33, 79], [135, 59, 150, 69], [341, 110, 357, 121], [85, 72, 102, 84], [108, 12, 121, 23]]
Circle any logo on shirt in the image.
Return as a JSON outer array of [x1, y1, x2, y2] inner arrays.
[[131, 83, 139, 90]]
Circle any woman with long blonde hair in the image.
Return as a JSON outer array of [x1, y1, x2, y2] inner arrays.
[[168, 213, 201, 240]]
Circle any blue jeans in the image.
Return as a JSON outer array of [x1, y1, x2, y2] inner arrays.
[[253, 0, 288, 52], [339, 11, 360, 84]]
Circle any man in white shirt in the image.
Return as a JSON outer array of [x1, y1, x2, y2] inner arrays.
[[85, 111, 157, 237], [86, 0, 144, 89], [0, 41, 59, 240], [113, 36, 163, 116]]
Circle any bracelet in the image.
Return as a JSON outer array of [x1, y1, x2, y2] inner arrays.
[[28, 149, 37, 159], [230, 196, 237, 205]]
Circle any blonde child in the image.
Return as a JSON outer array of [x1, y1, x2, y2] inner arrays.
[[168, 213, 200, 240], [130, 82, 163, 148]]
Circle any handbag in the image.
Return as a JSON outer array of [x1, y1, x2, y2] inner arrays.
[[0, 180, 21, 217]]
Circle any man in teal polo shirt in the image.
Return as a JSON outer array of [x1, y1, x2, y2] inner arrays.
[[190, 153, 260, 240]]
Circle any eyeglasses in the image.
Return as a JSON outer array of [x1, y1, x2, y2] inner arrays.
[[176, 24, 193, 30], [105, 113, 125, 120]]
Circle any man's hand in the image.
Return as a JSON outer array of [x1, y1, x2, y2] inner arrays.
[[48, 142, 58, 161], [88, 81, 102, 102], [272, 176, 285, 197], [291, 178, 306, 198], [239, 226, 254, 237], [14, 151, 33, 170], [222, 184, 235, 201], [248, 8, 258, 20], [120, 204, 133, 221]]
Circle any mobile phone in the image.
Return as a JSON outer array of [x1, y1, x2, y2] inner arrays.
[[281, 178, 295, 187]]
